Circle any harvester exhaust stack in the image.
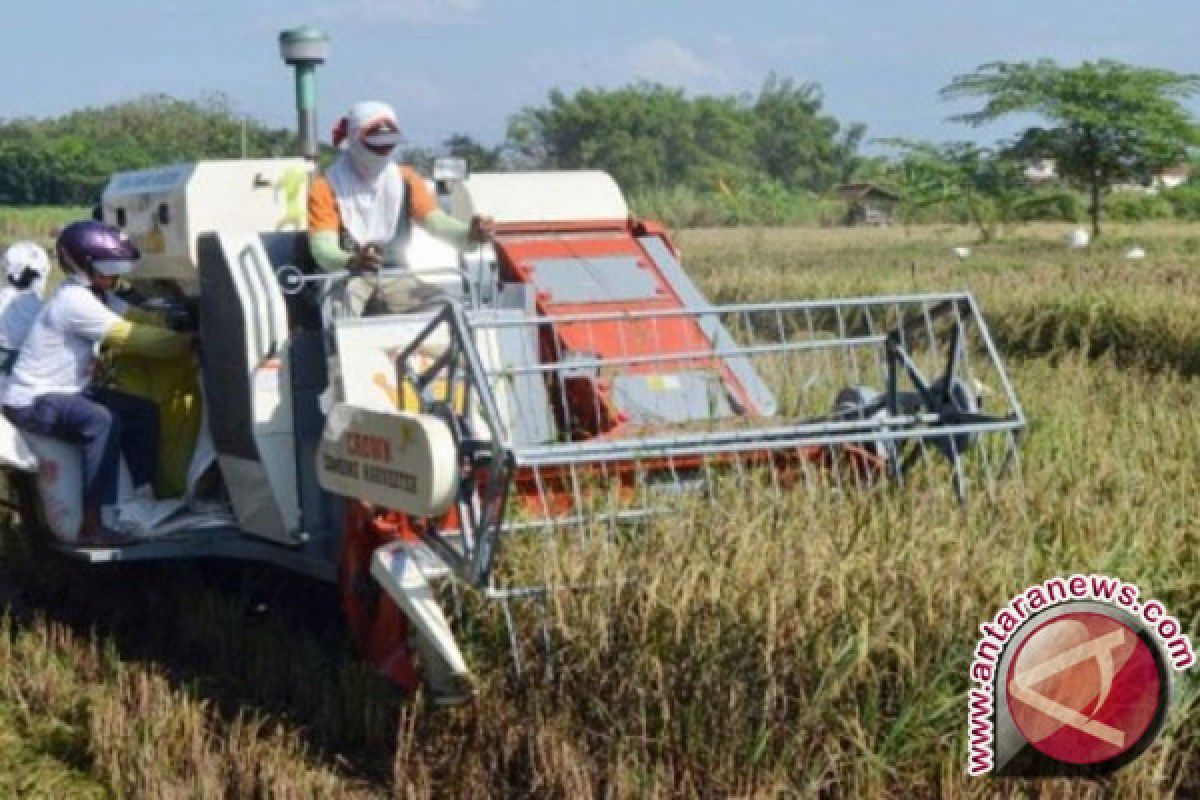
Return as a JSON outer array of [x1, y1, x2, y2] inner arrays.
[[279, 26, 330, 160]]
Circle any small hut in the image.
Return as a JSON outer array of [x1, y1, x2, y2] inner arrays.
[[837, 183, 900, 227]]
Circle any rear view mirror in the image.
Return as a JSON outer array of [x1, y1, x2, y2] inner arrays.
[[433, 157, 469, 184]]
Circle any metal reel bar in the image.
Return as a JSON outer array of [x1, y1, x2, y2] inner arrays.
[[392, 292, 1025, 589]]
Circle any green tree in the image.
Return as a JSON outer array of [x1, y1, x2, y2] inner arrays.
[[0, 94, 297, 204], [883, 140, 999, 236], [397, 146, 436, 174], [885, 139, 1077, 240], [752, 74, 864, 191], [442, 133, 502, 171], [504, 79, 864, 196], [941, 60, 1200, 237], [506, 84, 710, 191]]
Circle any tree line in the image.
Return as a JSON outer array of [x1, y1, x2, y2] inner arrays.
[[0, 94, 298, 205], [2, 61, 1197, 236]]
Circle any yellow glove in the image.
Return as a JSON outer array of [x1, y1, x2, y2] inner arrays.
[[124, 307, 169, 327], [104, 320, 192, 359]]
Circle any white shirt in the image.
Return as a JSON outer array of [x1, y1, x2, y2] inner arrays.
[[3, 277, 128, 408], [0, 286, 42, 351]]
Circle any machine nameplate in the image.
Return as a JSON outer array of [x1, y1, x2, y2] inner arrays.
[[317, 404, 457, 517]]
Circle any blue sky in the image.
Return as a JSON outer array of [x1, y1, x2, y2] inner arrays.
[[3, 1, 1198, 152]]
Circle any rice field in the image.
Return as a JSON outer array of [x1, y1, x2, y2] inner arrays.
[[0, 207, 89, 243], [0, 218, 1196, 798]]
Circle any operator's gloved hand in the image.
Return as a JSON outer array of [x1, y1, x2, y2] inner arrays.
[[468, 215, 495, 244], [348, 243, 384, 273]]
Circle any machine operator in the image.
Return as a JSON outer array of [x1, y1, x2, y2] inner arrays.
[[307, 101, 493, 317], [1, 221, 193, 545]]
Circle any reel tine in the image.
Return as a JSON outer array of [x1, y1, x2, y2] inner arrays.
[[941, 320, 962, 399], [538, 595, 555, 684], [500, 594, 522, 681], [948, 433, 968, 505], [952, 299, 973, 386]]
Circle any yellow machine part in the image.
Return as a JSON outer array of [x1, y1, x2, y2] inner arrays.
[[110, 352, 202, 497], [372, 373, 467, 414], [402, 378, 467, 414]]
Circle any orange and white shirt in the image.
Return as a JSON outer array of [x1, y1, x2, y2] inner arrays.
[[308, 163, 439, 250]]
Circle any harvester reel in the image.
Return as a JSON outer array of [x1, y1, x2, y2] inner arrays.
[[928, 375, 981, 459], [831, 385, 895, 483], [876, 318, 1002, 500], [328, 240, 1024, 691]]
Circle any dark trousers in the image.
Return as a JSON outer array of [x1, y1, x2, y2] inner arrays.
[[4, 388, 159, 510]]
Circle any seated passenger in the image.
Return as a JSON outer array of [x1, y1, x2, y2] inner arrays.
[[1, 222, 192, 544], [307, 101, 493, 317], [0, 241, 50, 374]]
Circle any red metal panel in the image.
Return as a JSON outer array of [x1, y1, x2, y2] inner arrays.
[[491, 220, 754, 437]]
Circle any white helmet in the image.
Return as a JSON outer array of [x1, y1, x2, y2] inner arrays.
[[3, 241, 50, 295]]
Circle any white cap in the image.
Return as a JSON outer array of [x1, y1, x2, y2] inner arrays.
[[339, 100, 400, 144], [3, 241, 50, 282]]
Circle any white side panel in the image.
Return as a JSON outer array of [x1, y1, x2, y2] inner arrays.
[[451, 171, 628, 224], [24, 435, 83, 542], [251, 358, 301, 536], [333, 314, 450, 412], [217, 455, 290, 539], [214, 232, 299, 540], [329, 315, 495, 449], [471, 322, 555, 446], [102, 158, 313, 285], [220, 231, 291, 362]]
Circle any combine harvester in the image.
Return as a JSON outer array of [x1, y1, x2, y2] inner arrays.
[[0, 29, 1025, 703]]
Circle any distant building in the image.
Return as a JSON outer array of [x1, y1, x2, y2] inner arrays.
[[1023, 158, 1059, 184], [837, 183, 900, 226], [1112, 164, 1193, 195], [1023, 158, 1191, 194], [1022, 158, 1190, 191], [1153, 164, 1191, 190]]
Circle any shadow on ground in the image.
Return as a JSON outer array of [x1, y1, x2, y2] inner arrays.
[[0, 525, 410, 788]]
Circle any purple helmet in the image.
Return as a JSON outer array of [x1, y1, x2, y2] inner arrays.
[[55, 220, 140, 276]]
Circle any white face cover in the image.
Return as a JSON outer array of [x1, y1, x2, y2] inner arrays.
[[344, 101, 402, 182]]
